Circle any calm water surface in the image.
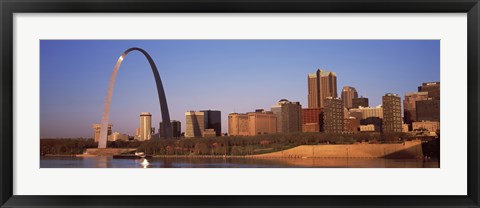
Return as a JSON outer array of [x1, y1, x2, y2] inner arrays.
[[40, 156, 439, 168]]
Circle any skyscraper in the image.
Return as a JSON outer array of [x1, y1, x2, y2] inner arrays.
[[138, 112, 152, 141], [185, 111, 205, 138], [271, 99, 302, 133], [416, 98, 440, 122], [382, 93, 403, 133], [200, 110, 222, 136], [308, 69, 337, 108], [341, 86, 358, 109], [418, 82, 440, 100], [416, 81, 440, 123], [323, 97, 344, 133], [403, 92, 429, 124], [352, 97, 369, 108]]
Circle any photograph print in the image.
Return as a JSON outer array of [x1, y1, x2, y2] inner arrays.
[[40, 40, 440, 168]]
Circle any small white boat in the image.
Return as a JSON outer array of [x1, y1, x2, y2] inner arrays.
[[141, 158, 150, 167]]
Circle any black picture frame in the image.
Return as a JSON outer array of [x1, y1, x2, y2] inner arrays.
[[1, 0, 479, 207]]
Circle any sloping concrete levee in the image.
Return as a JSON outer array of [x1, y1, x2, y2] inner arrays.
[[83, 148, 137, 156], [251, 140, 423, 159]]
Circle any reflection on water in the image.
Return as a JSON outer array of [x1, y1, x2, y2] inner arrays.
[[40, 156, 439, 168]]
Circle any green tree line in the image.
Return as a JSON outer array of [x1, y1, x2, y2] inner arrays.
[[41, 132, 408, 156]]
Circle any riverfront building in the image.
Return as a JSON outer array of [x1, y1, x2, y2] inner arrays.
[[107, 132, 129, 141], [418, 82, 440, 100], [360, 124, 380, 132], [323, 97, 344, 133], [159, 120, 181, 138], [136, 112, 153, 141], [412, 121, 440, 133], [185, 111, 205, 138], [308, 69, 337, 108], [352, 97, 369, 108], [341, 86, 358, 109], [271, 99, 302, 133], [228, 113, 249, 136], [382, 93, 403, 133], [200, 110, 222, 136], [403, 92, 429, 125], [301, 108, 324, 132], [248, 110, 277, 135], [344, 117, 360, 133], [349, 105, 383, 132], [228, 110, 277, 136], [92, 124, 112, 143], [416, 98, 440, 122]]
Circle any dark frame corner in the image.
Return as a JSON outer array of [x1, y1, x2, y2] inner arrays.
[[1, 0, 479, 207]]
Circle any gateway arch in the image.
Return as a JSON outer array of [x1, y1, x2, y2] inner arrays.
[[98, 47, 172, 148]]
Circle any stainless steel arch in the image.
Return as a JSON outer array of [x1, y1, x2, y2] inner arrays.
[[98, 47, 172, 148]]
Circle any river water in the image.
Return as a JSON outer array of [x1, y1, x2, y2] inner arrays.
[[40, 156, 439, 168]]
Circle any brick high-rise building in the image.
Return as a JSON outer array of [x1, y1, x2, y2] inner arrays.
[[416, 98, 440, 122], [323, 97, 344, 133], [271, 99, 302, 133], [418, 82, 440, 100], [416, 82, 440, 123], [341, 86, 358, 109], [308, 69, 337, 108], [382, 93, 403, 133], [301, 108, 324, 132], [403, 92, 429, 125], [352, 97, 369, 108]]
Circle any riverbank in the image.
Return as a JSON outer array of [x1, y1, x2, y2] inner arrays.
[[150, 140, 424, 159]]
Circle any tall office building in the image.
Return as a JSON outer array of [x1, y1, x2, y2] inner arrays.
[[323, 97, 344, 133], [418, 82, 440, 100], [308, 69, 337, 108], [160, 120, 181, 138], [352, 97, 369, 108], [416, 81, 440, 123], [92, 124, 112, 143], [382, 93, 403, 133], [301, 108, 324, 132], [416, 98, 440, 122], [403, 92, 429, 124], [138, 112, 152, 141], [200, 110, 222, 136], [341, 86, 358, 109], [271, 99, 302, 133], [185, 111, 205, 138]]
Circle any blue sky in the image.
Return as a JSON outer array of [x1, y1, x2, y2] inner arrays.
[[40, 40, 439, 138]]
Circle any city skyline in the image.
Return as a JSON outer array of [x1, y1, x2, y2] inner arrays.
[[40, 40, 440, 138]]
